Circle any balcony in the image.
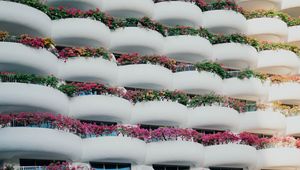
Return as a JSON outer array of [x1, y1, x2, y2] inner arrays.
[[239, 110, 286, 135], [117, 64, 173, 90], [269, 82, 300, 105], [204, 144, 257, 168], [82, 136, 146, 164], [58, 58, 118, 85], [236, 0, 282, 11], [0, 127, 82, 161], [69, 95, 132, 123], [163, 35, 212, 63], [256, 50, 299, 75], [110, 27, 164, 56], [100, 0, 154, 18], [281, 0, 300, 17], [153, 1, 202, 27], [0, 1, 51, 37], [246, 18, 288, 42], [202, 10, 247, 34], [223, 78, 268, 101], [45, 0, 102, 10], [131, 101, 187, 127], [185, 106, 239, 131], [286, 116, 300, 136], [146, 141, 204, 166], [212, 43, 258, 70], [0, 42, 58, 76], [257, 148, 300, 169], [0, 83, 69, 114], [173, 71, 223, 95], [52, 18, 111, 48], [288, 25, 300, 48]]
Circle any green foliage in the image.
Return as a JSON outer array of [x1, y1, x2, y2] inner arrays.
[[244, 10, 300, 26], [0, 73, 59, 88], [194, 62, 228, 79], [57, 84, 78, 97], [237, 69, 267, 81], [188, 93, 225, 108]]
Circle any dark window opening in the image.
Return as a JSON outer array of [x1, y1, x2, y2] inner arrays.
[[210, 167, 243, 170], [196, 129, 225, 134], [140, 124, 166, 130], [90, 162, 131, 170], [80, 120, 117, 126], [19, 159, 64, 167], [153, 165, 189, 170]]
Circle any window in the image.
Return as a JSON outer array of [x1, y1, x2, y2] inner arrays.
[[80, 120, 117, 126], [196, 129, 225, 134], [244, 100, 257, 112], [19, 159, 64, 167], [90, 162, 131, 170], [153, 165, 189, 170], [140, 124, 163, 130], [210, 167, 243, 170]]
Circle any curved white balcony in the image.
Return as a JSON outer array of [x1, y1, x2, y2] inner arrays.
[[110, 27, 164, 55], [131, 101, 187, 127], [202, 10, 247, 34], [153, 1, 202, 27], [256, 50, 299, 75], [146, 141, 204, 166], [58, 58, 118, 85], [0, 128, 82, 161], [204, 144, 257, 168], [281, 0, 300, 17], [52, 18, 111, 48], [101, 0, 154, 18], [239, 110, 286, 135], [0, 42, 58, 76], [163, 35, 213, 63], [236, 0, 282, 11], [258, 148, 300, 169], [212, 43, 258, 69], [269, 82, 300, 105], [173, 71, 223, 95], [186, 106, 239, 131], [69, 95, 132, 123], [223, 78, 268, 101], [288, 25, 300, 48], [45, 0, 102, 10], [286, 116, 300, 136], [0, 1, 51, 36], [117, 64, 173, 90], [246, 18, 288, 42], [0, 83, 69, 114], [82, 137, 146, 164]]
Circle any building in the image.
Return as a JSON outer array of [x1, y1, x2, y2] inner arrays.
[[1, 0, 300, 169]]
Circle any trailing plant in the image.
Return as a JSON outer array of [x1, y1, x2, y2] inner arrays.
[[0, 31, 54, 49], [123, 90, 189, 105], [223, 97, 247, 113], [270, 75, 300, 84], [188, 93, 225, 108], [117, 53, 177, 72], [243, 10, 300, 27], [235, 69, 267, 81], [58, 82, 124, 97], [153, 0, 242, 12], [194, 62, 228, 79], [58, 47, 113, 61], [0, 72, 58, 88], [7, 0, 300, 56], [272, 101, 300, 117], [3, 112, 300, 148]]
